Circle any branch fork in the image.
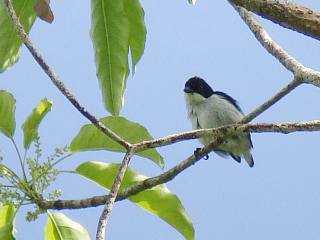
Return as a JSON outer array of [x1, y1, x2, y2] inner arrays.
[[5, 0, 320, 240]]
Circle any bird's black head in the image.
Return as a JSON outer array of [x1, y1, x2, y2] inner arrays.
[[184, 76, 214, 98]]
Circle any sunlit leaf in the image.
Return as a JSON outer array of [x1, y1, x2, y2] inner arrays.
[[0, 204, 16, 240], [91, 0, 146, 115], [124, 0, 146, 73], [45, 212, 90, 240], [70, 116, 164, 169], [22, 98, 52, 149], [76, 162, 194, 240], [91, 0, 129, 115], [0, 0, 36, 72], [0, 90, 15, 138]]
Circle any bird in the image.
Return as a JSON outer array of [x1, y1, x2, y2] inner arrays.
[[184, 76, 254, 167]]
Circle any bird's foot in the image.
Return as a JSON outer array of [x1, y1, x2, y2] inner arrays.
[[194, 147, 209, 160]]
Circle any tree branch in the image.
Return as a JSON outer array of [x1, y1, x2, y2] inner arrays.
[[4, 0, 131, 150], [230, 0, 320, 41], [5, 2, 134, 238], [37, 120, 320, 210], [96, 150, 134, 240], [240, 76, 301, 123], [232, 4, 320, 87], [7, 0, 320, 235]]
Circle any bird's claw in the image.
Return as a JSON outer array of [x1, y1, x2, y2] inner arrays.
[[194, 147, 209, 160], [194, 147, 201, 156]]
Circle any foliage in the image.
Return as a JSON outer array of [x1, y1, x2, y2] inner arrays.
[[2, 0, 319, 239], [77, 162, 194, 240], [0, 0, 36, 72], [91, 0, 146, 115], [0, 204, 16, 240], [45, 212, 90, 240], [0, 0, 241, 239], [22, 98, 52, 149], [70, 116, 164, 169], [0, 90, 15, 138], [0, 94, 65, 222]]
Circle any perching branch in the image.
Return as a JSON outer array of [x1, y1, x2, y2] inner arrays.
[[230, 0, 320, 41], [6, 0, 320, 238], [37, 137, 220, 210], [4, 0, 131, 150], [37, 120, 320, 210]]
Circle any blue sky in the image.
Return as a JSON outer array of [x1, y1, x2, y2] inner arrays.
[[1, 0, 320, 239]]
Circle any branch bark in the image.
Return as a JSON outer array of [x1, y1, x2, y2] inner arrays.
[[232, 4, 320, 87], [6, 0, 320, 237], [230, 0, 320, 41], [37, 120, 320, 210], [96, 150, 134, 240], [4, 1, 134, 239], [4, 0, 131, 150]]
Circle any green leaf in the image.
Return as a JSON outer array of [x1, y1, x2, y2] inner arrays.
[[76, 162, 194, 240], [0, 0, 36, 72], [0, 204, 16, 240], [70, 116, 164, 169], [0, 90, 15, 138], [91, 0, 129, 116], [45, 212, 90, 240], [22, 98, 52, 149], [90, 0, 146, 115], [124, 0, 146, 73]]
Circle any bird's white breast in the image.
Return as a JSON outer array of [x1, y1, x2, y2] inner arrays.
[[185, 93, 244, 129]]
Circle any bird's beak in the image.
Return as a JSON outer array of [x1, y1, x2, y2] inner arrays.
[[184, 86, 193, 93]]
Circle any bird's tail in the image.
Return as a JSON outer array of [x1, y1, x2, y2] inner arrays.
[[243, 151, 254, 167]]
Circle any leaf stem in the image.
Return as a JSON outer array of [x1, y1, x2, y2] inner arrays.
[[60, 170, 77, 174], [1, 184, 16, 188], [51, 153, 72, 168], [22, 149, 28, 171], [10, 138, 27, 181], [0, 164, 20, 185]]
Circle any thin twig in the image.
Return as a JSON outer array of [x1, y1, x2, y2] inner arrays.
[[37, 120, 320, 210], [96, 150, 134, 240], [1, 185, 16, 188], [51, 153, 73, 168], [233, 3, 303, 73], [29, 153, 72, 186], [4, 0, 131, 150], [232, 4, 320, 87], [240, 76, 302, 123]]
